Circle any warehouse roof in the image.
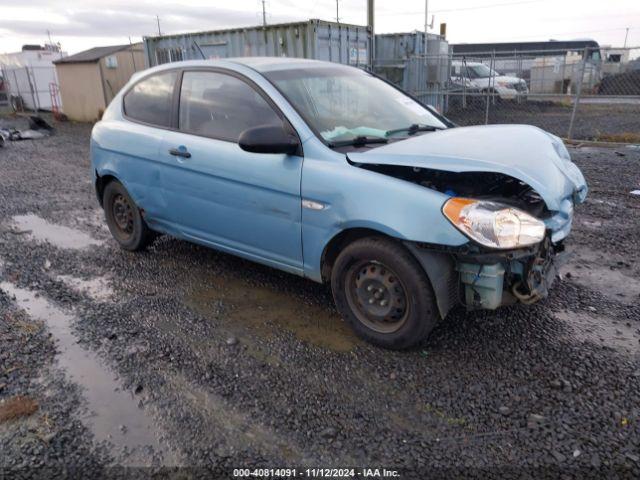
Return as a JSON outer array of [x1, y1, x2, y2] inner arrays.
[[54, 45, 130, 64]]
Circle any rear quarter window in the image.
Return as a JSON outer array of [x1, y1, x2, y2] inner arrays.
[[123, 71, 177, 127]]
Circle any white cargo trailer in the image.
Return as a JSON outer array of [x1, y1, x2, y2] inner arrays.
[[0, 46, 67, 111]]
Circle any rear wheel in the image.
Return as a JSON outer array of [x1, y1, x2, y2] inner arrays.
[[331, 236, 439, 350], [103, 180, 155, 251]]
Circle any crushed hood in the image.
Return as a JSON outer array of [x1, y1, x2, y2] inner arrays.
[[347, 124, 587, 212]]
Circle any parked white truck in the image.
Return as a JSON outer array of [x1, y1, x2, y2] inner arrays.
[[451, 61, 528, 100]]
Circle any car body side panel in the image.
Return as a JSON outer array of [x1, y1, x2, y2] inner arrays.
[[299, 138, 469, 282], [91, 120, 169, 223], [158, 129, 304, 272]]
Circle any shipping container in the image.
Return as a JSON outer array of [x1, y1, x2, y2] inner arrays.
[[374, 32, 450, 109], [144, 19, 371, 69]]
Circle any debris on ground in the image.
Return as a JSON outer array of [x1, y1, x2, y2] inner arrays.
[[0, 115, 54, 143], [0, 396, 39, 422]]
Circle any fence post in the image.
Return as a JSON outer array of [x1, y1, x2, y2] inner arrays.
[[26, 67, 37, 112], [484, 50, 495, 125], [567, 47, 588, 140], [30, 67, 41, 111], [12, 69, 23, 111]]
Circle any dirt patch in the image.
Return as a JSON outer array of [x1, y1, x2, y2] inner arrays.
[[559, 247, 640, 304], [555, 310, 639, 355], [55, 274, 114, 302], [185, 273, 361, 353], [0, 396, 38, 422]]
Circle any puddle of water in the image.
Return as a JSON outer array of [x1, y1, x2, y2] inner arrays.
[[0, 282, 172, 466], [185, 274, 360, 353], [9, 214, 103, 249], [56, 275, 114, 302], [560, 248, 640, 304], [555, 310, 639, 355]]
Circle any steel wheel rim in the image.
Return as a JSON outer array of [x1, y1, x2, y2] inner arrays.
[[111, 194, 134, 237], [344, 260, 409, 334]]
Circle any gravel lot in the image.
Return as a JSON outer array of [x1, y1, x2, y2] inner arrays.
[[1, 117, 639, 478], [446, 100, 640, 142]]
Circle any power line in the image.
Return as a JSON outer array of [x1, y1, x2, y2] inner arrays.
[[473, 26, 637, 43], [379, 0, 546, 16], [434, 0, 545, 13]]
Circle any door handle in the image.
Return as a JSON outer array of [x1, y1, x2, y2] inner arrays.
[[169, 147, 191, 158]]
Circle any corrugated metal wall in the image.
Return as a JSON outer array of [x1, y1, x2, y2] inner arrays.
[[374, 32, 451, 108], [144, 19, 370, 69]]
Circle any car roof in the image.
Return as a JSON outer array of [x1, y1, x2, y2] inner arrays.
[[228, 57, 346, 72], [146, 57, 356, 74]]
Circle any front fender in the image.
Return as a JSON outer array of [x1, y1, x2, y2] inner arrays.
[[301, 140, 469, 281]]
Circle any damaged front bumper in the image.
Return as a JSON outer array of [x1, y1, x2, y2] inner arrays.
[[455, 237, 567, 310], [405, 237, 568, 319]]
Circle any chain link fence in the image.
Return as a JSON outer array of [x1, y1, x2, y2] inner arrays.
[[386, 46, 640, 143], [0, 65, 59, 112]]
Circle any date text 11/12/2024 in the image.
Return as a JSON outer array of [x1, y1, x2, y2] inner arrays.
[[233, 468, 401, 478]]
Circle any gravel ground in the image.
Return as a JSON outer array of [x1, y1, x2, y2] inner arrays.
[[0, 117, 639, 479], [446, 100, 640, 141]]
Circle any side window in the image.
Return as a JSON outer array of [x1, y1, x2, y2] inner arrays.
[[179, 71, 282, 142], [123, 71, 177, 127]]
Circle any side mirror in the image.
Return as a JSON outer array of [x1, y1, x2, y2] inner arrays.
[[238, 124, 300, 155]]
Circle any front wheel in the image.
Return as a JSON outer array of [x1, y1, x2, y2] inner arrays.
[[331, 237, 440, 350], [103, 180, 155, 251]]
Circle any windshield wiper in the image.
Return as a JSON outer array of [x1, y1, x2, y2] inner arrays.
[[385, 124, 443, 137], [328, 136, 389, 148]]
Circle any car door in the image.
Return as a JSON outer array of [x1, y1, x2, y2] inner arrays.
[[159, 69, 304, 273], [112, 70, 178, 224]]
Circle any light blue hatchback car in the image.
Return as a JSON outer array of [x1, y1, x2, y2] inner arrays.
[[91, 57, 587, 349]]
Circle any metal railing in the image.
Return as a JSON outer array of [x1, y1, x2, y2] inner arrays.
[[378, 46, 640, 142], [0, 65, 59, 112]]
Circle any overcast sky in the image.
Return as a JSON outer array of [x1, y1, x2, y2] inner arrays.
[[0, 0, 638, 54]]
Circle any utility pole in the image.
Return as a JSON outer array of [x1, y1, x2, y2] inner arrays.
[[156, 15, 162, 36], [336, 0, 340, 23], [367, 0, 375, 67], [129, 36, 137, 72], [623, 27, 629, 48], [424, 0, 429, 55], [262, 0, 267, 27]]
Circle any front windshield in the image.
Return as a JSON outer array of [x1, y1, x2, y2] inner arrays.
[[264, 67, 446, 144], [468, 64, 499, 78]]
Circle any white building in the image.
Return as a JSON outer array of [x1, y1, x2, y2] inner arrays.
[[0, 45, 67, 110]]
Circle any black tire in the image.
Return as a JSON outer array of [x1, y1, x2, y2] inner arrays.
[[331, 236, 439, 350], [103, 180, 155, 251]]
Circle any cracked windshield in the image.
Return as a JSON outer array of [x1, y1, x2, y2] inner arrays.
[[266, 67, 446, 144]]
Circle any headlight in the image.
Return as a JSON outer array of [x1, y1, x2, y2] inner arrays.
[[443, 198, 546, 249]]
